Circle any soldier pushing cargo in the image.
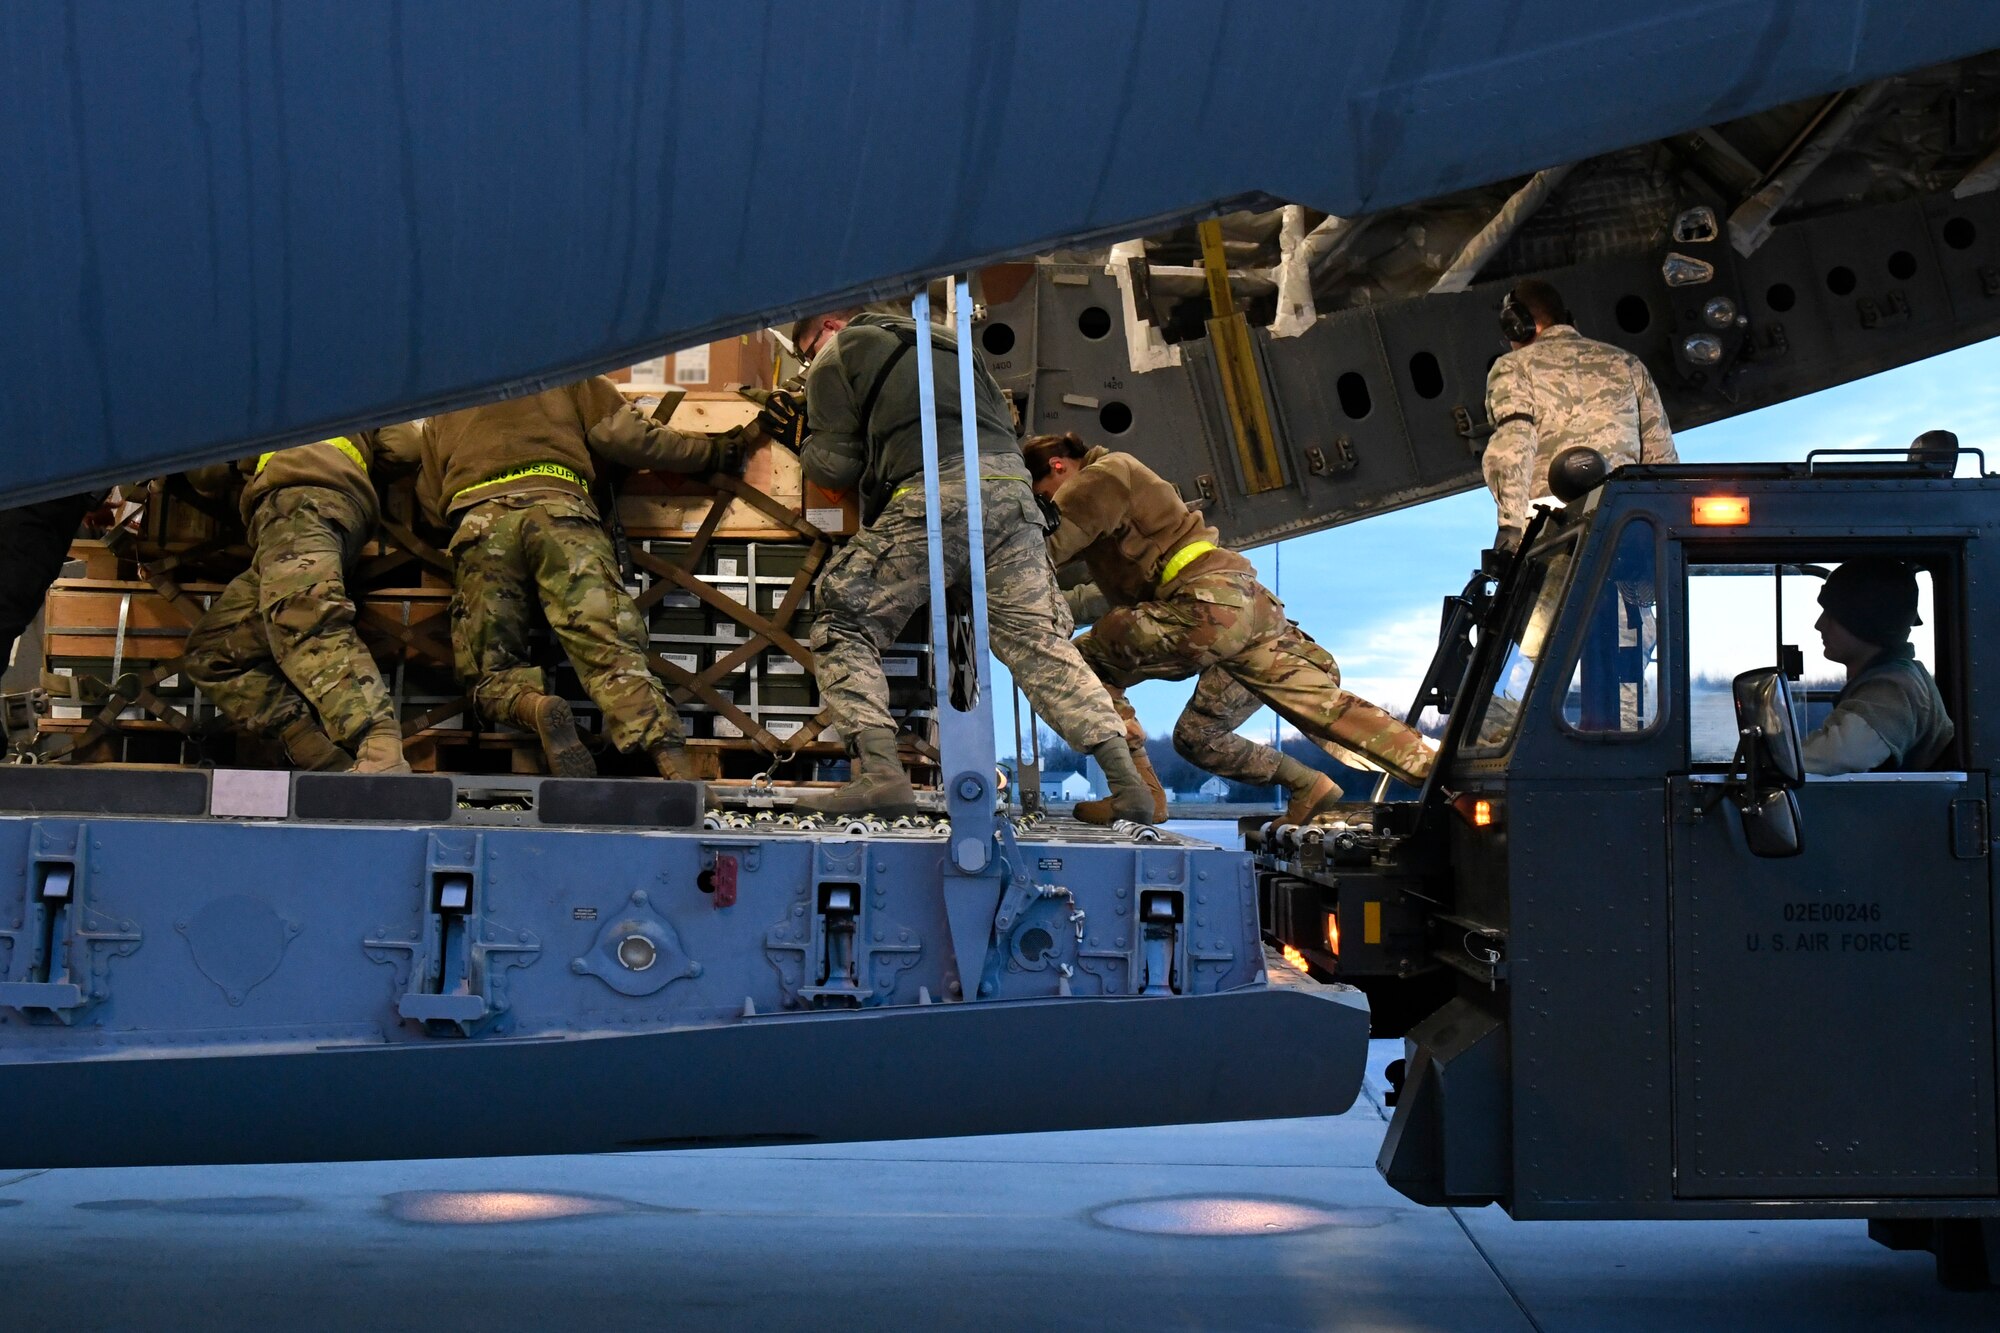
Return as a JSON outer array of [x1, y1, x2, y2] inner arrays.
[[184, 433, 417, 772], [783, 307, 1152, 822], [1025, 434, 1437, 825], [1483, 278, 1677, 552], [411, 378, 743, 780]]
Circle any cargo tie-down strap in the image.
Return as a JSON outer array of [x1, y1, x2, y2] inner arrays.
[[257, 435, 369, 474], [451, 461, 589, 510], [1158, 539, 1217, 586]]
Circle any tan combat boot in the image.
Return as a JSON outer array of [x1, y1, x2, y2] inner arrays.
[[1074, 737, 1167, 825], [1275, 754, 1342, 825], [352, 721, 413, 775], [279, 717, 351, 772], [649, 740, 693, 780], [1073, 738, 1160, 825], [793, 727, 919, 818], [519, 693, 595, 778]]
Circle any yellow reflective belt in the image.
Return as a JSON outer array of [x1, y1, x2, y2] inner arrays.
[[451, 461, 589, 510], [891, 474, 1026, 501], [1158, 540, 1218, 586], [256, 435, 368, 475]]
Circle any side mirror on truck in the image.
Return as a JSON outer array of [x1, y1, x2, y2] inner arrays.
[[1728, 667, 1806, 857]]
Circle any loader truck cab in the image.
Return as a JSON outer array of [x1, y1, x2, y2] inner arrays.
[[1256, 447, 2000, 1286]]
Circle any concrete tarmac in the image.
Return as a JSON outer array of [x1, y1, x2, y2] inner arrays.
[[0, 1042, 1991, 1331]]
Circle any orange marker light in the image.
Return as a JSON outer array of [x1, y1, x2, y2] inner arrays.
[[1451, 792, 1501, 829], [1691, 495, 1750, 526], [1324, 912, 1341, 956], [1281, 943, 1310, 974]]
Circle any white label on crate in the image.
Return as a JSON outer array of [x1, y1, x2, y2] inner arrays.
[[656, 591, 700, 608], [52, 705, 82, 719], [713, 557, 739, 577], [882, 657, 920, 677], [806, 507, 844, 530], [764, 657, 806, 675], [158, 674, 178, 689], [765, 719, 805, 740], [679, 514, 703, 531], [713, 718, 744, 739], [51, 665, 72, 677], [714, 623, 741, 640], [673, 344, 710, 384], [659, 652, 700, 674]]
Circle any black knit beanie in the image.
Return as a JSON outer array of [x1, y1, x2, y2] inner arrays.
[[1819, 558, 1920, 647]]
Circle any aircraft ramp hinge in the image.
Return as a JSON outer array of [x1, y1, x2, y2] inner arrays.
[[765, 840, 921, 1010], [0, 822, 141, 1024], [364, 830, 539, 1037]]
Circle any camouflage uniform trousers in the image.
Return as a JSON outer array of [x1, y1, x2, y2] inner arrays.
[[1075, 569, 1435, 786], [447, 490, 681, 753], [811, 477, 1122, 750], [183, 486, 395, 749]]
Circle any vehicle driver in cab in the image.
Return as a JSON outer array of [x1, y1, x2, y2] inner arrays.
[[1801, 557, 1954, 775]]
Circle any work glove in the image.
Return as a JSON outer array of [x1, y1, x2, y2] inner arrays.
[[755, 389, 807, 451], [708, 425, 756, 475]]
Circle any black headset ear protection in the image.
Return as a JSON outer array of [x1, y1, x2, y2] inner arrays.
[[1499, 285, 1573, 344]]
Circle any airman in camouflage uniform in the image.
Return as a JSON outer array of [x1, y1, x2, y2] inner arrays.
[[786, 308, 1148, 821], [1026, 435, 1436, 825], [415, 377, 738, 779], [1484, 279, 1675, 547], [184, 432, 417, 772]]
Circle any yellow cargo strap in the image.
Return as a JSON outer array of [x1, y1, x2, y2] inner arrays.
[[451, 461, 589, 510], [1158, 540, 1218, 586], [257, 435, 368, 475], [890, 474, 1026, 502]]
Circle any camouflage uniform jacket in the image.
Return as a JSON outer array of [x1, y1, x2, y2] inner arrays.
[[417, 376, 720, 523], [195, 430, 418, 529], [1046, 447, 1251, 606], [1482, 324, 1676, 531], [799, 312, 1024, 520]]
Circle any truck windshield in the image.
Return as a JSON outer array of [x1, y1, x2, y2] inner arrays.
[[1464, 538, 1577, 752]]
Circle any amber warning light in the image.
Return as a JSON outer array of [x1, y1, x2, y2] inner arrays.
[[1451, 792, 1500, 829], [1691, 495, 1750, 526]]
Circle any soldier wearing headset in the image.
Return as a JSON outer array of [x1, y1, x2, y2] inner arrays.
[[1482, 278, 1677, 556]]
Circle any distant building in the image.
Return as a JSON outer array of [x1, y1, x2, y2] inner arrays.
[[1198, 775, 1230, 801], [1042, 770, 1094, 802]]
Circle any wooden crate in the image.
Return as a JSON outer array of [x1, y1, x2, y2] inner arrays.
[[44, 579, 222, 662], [616, 392, 859, 539], [37, 451, 934, 784]]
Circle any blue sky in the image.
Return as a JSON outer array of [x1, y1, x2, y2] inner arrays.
[[991, 334, 2000, 748]]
